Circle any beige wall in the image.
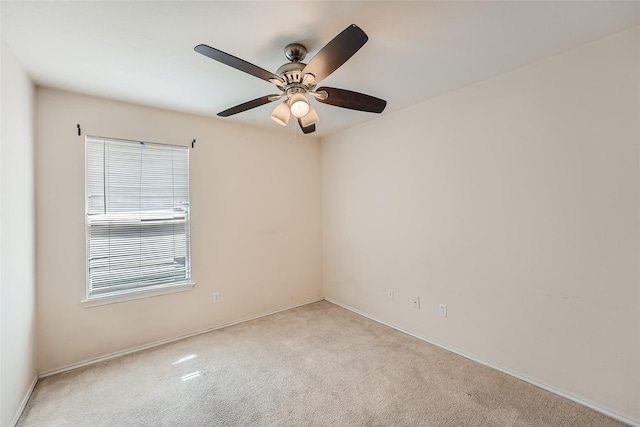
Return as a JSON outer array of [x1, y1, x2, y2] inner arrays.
[[322, 26, 640, 421], [1, 38, 37, 426], [35, 88, 323, 373]]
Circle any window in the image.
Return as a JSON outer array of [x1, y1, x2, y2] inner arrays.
[[85, 136, 192, 304]]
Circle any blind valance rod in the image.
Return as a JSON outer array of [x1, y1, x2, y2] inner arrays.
[[84, 134, 194, 149]]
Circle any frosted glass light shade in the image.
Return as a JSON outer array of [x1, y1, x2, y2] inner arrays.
[[270, 101, 291, 126], [300, 105, 319, 127], [289, 93, 310, 118]]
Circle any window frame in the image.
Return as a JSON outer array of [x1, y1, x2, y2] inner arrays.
[[82, 135, 194, 307]]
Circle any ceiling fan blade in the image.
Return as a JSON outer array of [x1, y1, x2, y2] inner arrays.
[[217, 95, 279, 117], [298, 119, 316, 134], [302, 24, 368, 85], [195, 44, 284, 84], [316, 87, 386, 113]]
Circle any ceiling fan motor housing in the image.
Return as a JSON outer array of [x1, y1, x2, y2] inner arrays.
[[278, 43, 318, 91], [276, 62, 307, 86]]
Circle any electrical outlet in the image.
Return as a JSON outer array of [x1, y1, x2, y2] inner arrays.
[[213, 292, 220, 303], [439, 304, 447, 317], [387, 289, 394, 301], [412, 297, 420, 309]]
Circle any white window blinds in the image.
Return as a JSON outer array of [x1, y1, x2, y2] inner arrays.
[[85, 136, 191, 299]]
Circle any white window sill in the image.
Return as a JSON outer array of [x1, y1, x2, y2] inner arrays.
[[82, 281, 195, 308]]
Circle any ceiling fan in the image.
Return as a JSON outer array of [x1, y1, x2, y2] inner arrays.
[[194, 24, 387, 134]]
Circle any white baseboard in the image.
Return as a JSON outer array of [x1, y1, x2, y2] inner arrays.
[[10, 375, 38, 427], [39, 297, 324, 378], [324, 297, 639, 427]]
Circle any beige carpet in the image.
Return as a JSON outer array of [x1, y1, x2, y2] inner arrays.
[[18, 301, 625, 426]]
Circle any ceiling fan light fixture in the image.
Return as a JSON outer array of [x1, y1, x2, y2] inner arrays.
[[270, 101, 291, 126], [300, 105, 320, 127], [289, 92, 310, 118]]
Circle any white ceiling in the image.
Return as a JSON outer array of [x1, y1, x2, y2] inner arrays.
[[2, 1, 639, 138]]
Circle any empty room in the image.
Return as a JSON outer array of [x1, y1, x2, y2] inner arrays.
[[1, 1, 639, 426]]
